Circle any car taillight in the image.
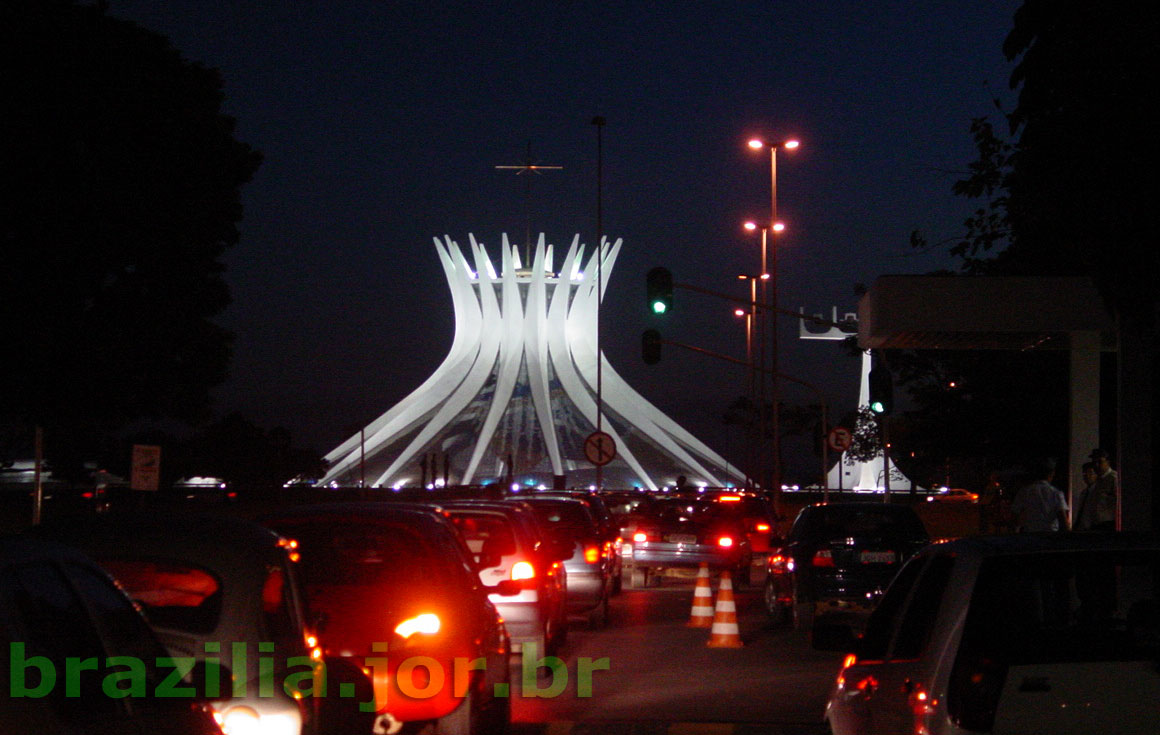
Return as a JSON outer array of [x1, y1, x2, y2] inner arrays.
[[584, 546, 600, 564], [633, 531, 648, 543], [511, 560, 535, 580], [812, 549, 835, 567], [909, 683, 937, 735], [395, 613, 441, 638], [717, 536, 734, 548], [755, 522, 770, 532]]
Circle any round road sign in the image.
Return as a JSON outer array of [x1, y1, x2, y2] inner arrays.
[[827, 426, 853, 452], [584, 431, 617, 466]]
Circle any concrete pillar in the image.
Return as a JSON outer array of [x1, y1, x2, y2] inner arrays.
[[1068, 331, 1101, 520]]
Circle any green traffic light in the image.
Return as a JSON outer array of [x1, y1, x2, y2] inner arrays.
[[870, 401, 885, 414], [651, 301, 667, 315]]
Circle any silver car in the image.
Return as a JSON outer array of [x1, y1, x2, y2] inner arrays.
[[820, 532, 1160, 735]]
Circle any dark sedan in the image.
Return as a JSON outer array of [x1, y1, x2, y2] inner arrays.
[[261, 503, 513, 735], [764, 502, 929, 631]]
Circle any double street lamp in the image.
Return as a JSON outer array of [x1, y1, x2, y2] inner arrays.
[[746, 136, 799, 500]]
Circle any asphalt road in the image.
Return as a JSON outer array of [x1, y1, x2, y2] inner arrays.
[[508, 567, 845, 734]]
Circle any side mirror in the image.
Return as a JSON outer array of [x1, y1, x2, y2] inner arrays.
[[489, 579, 522, 596]]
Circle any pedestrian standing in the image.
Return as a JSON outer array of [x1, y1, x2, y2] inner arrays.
[[1011, 458, 1070, 532], [1078, 448, 1118, 531]]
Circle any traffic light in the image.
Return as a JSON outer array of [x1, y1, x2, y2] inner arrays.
[[646, 267, 673, 315], [868, 351, 893, 415], [642, 329, 662, 364]]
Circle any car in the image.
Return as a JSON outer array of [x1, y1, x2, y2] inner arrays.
[[518, 491, 624, 593], [627, 496, 753, 588], [702, 491, 781, 553], [925, 487, 979, 503], [603, 492, 657, 577], [819, 532, 1160, 735], [437, 498, 570, 656], [261, 502, 513, 735], [764, 502, 929, 631], [0, 534, 225, 735], [34, 513, 371, 735], [512, 495, 614, 627]]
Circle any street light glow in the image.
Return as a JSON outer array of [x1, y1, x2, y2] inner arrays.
[[734, 308, 746, 317], [772, 222, 786, 233], [743, 221, 757, 231], [747, 138, 801, 151]]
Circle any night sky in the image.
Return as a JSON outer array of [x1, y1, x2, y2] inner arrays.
[[107, 1, 1019, 479]]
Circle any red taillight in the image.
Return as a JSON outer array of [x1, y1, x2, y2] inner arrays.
[[812, 549, 835, 567], [755, 522, 770, 532], [584, 546, 600, 564], [717, 536, 734, 548], [81, 492, 94, 499], [511, 560, 535, 580], [632, 531, 648, 543]]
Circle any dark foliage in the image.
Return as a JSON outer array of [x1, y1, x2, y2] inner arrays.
[[1, 1, 261, 444]]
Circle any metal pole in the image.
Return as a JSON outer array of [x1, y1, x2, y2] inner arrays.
[[769, 147, 782, 508], [593, 116, 605, 490]]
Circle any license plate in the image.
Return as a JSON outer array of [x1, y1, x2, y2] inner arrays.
[[860, 550, 896, 564], [666, 534, 698, 544]]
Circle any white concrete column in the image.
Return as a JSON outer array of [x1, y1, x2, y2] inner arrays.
[[1068, 330, 1101, 520]]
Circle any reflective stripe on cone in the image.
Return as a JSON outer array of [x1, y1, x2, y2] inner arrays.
[[706, 571, 743, 648], [688, 562, 714, 628]]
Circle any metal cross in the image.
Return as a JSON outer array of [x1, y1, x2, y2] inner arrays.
[[496, 142, 561, 266]]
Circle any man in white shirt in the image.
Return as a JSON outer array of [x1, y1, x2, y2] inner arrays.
[[1011, 457, 1070, 532]]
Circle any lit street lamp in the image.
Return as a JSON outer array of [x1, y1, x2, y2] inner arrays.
[[746, 136, 799, 502]]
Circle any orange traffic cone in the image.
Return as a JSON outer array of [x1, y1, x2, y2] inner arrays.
[[706, 571, 743, 648], [687, 563, 714, 628]]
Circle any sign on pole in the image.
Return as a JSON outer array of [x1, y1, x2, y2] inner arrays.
[[827, 426, 853, 453], [584, 431, 616, 467], [130, 444, 161, 491]]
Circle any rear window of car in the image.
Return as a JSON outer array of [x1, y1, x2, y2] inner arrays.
[[275, 521, 456, 589], [449, 512, 518, 556], [797, 506, 926, 542], [100, 558, 222, 634], [958, 549, 1160, 665], [526, 501, 598, 537]]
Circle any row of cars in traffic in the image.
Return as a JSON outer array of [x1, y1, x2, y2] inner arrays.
[[0, 490, 624, 735], [610, 490, 1160, 734], [3, 484, 1158, 735]]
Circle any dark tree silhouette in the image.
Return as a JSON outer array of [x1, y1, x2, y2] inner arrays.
[[1, 1, 261, 448]]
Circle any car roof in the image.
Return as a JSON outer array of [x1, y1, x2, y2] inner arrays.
[[926, 531, 1160, 559], [33, 512, 287, 575], [1, 533, 106, 568]]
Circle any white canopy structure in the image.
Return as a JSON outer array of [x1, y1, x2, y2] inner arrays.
[[319, 234, 740, 490]]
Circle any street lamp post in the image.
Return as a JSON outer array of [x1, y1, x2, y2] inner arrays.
[[747, 136, 798, 506], [736, 275, 760, 487]]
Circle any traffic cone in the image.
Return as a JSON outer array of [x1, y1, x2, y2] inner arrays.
[[687, 563, 714, 628], [706, 571, 743, 648]]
